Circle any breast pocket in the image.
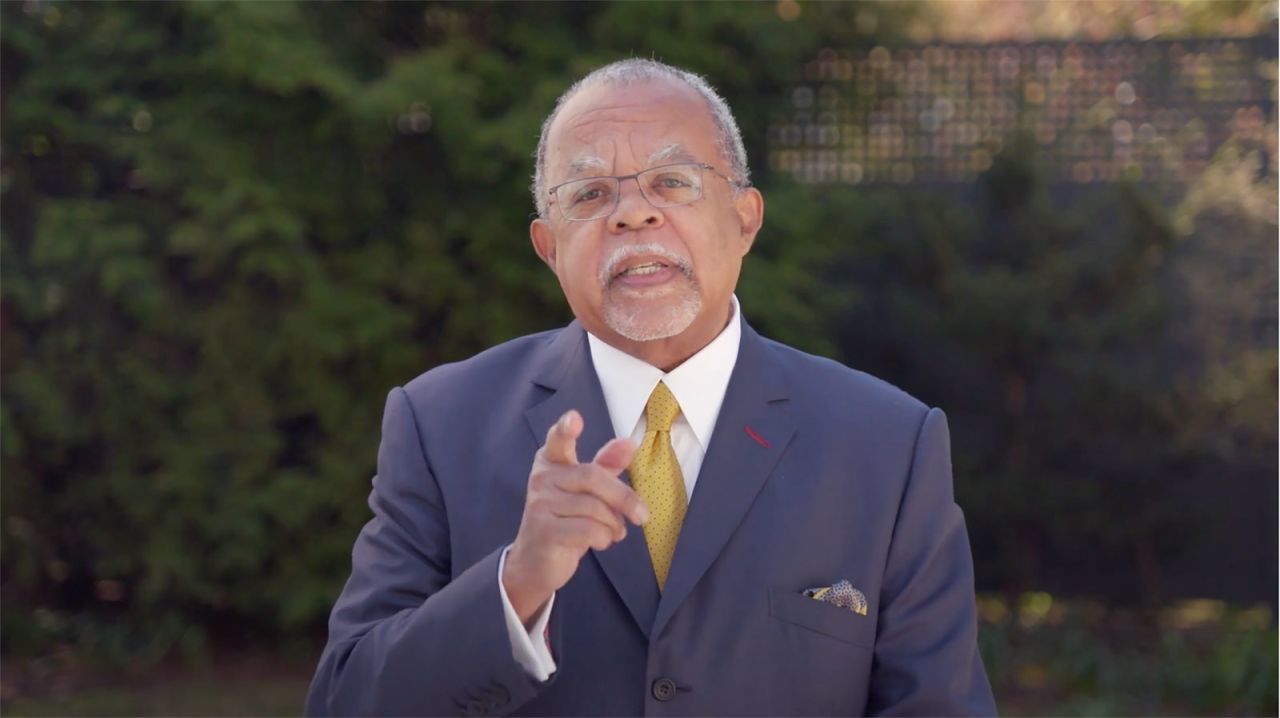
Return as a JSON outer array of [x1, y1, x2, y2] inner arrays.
[[768, 586, 876, 648]]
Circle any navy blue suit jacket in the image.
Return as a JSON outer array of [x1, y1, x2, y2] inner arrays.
[[306, 319, 996, 716]]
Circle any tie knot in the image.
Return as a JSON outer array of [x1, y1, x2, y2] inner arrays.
[[644, 381, 681, 431]]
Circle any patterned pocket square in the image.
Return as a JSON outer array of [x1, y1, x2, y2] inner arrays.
[[803, 579, 868, 616]]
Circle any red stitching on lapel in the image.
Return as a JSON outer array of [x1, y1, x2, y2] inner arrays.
[[744, 425, 770, 448]]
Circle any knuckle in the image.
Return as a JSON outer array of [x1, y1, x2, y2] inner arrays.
[[607, 488, 630, 511], [599, 483, 628, 510], [595, 503, 619, 526], [589, 502, 610, 524], [574, 495, 597, 516], [558, 467, 586, 491], [579, 466, 609, 492], [621, 491, 639, 512], [567, 529, 593, 553]]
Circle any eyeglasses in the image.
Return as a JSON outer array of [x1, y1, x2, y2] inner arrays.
[[546, 162, 742, 222]]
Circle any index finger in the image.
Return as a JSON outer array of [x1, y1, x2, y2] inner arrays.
[[542, 410, 582, 465]]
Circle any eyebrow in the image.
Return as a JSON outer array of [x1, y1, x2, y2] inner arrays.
[[567, 154, 609, 177], [648, 144, 697, 165]]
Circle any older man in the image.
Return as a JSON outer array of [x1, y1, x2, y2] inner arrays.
[[307, 59, 995, 716]]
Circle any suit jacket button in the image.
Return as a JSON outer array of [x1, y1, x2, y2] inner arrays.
[[652, 677, 677, 702]]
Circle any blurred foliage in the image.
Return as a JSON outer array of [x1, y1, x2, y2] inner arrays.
[[0, 0, 926, 650], [979, 594, 1278, 716], [753, 133, 1278, 604], [0, 3, 1275, 706]]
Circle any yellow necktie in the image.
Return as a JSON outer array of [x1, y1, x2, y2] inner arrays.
[[629, 381, 687, 590]]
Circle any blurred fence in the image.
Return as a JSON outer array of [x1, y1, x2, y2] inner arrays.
[[771, 37, 1276, 184]]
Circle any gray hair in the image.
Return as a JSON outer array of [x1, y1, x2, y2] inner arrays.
[[531, 58, 751, 218]]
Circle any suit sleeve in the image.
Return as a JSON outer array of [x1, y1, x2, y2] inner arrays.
[[305, 387, 557, 717], [866, 407, 997, 716]]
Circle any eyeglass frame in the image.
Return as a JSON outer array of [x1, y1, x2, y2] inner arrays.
[[545, 162, 747, 222]]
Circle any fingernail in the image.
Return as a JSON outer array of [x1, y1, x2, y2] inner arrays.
[[559, 414, 571, 430], [635, 503, 650, 525]]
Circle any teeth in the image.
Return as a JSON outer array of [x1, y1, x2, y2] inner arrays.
[[622, 262, 664, 276]]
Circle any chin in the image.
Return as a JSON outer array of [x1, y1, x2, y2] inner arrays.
[[603, 292, 702, 343]]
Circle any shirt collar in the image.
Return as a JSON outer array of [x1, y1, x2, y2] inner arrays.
[[586, 295, 742, 451]]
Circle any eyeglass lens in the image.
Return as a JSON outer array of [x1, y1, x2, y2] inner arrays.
[[557, 164, 704, 220]]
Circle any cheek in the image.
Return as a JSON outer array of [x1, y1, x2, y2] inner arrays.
[[705, 231, 749, 286], [706, 206, 748, 252], [706, 221, 749, 262], [557, 242, 602, 295]]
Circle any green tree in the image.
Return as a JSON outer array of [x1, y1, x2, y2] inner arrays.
[[0, 0, 916, 652]]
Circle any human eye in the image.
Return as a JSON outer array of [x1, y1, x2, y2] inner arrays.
[[646, 166, 701, 202], [570, 179, 614, 206], [650, 169, 696, 189], [655, 174, 693, 189]]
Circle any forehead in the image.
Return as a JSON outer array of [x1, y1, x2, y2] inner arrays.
[[546, 79, 720, 176]]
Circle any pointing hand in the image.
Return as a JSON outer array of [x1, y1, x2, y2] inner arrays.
[[502, 410, 647, 624]]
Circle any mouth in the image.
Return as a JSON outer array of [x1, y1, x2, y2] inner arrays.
[[600, 244, 694, 293], [611, 260, 682, 290], [615, 260, 670, 279]]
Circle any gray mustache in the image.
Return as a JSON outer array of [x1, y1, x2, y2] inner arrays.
[[600, 244, 693, 285]]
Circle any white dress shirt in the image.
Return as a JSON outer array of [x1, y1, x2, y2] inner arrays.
[[498, 296, 744, 681]]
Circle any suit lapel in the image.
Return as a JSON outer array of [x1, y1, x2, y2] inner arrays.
[[652, 322, 795, 639], [523, 322, 660, 638]]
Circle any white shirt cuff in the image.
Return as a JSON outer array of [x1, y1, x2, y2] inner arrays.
[[498, 545, 557, 681]]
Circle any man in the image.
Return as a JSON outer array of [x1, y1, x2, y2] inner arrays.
[[307, 59, 995, 716]]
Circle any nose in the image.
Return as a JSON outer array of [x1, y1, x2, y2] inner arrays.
[[608, 177, 663, 232]]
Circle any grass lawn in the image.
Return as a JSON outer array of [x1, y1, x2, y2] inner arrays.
[[3, 596, 1275, 716], [5, 674, 311, 717], [2, 651, 315, 718]]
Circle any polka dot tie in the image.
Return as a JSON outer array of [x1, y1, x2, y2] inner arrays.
[[628, 381, 687, 591]]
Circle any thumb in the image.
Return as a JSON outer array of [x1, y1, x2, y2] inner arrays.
[[592, 437, 637, 474]]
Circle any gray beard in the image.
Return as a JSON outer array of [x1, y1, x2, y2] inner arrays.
[[603, 290, 702, 342]]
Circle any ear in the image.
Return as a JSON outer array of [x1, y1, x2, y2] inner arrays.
[[732, 187, 764, 256], [530, 217, 558, 270]]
